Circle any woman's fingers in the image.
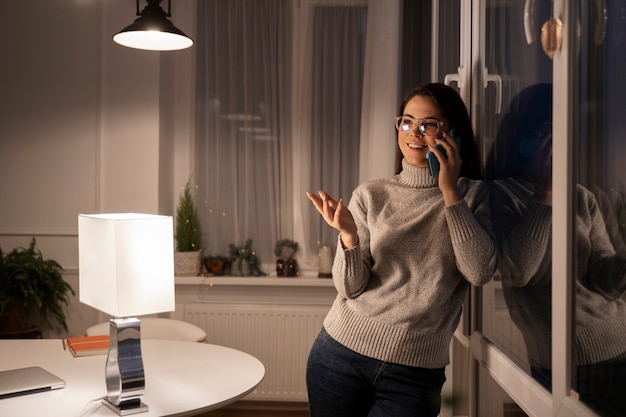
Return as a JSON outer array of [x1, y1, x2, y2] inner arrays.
[[306, 192, 324, 214], [308, 190, 358, 245], [318, 190, 338, 208], [322, 193, 334, 221], [307, 190, 339, 225]]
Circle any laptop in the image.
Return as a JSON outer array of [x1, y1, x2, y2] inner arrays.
[[0, 366, 66, 399]]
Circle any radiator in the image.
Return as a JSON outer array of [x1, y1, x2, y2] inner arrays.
[[184, 303, 329, 401]]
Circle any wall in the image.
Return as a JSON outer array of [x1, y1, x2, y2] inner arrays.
[[0, 0, 193, 337]]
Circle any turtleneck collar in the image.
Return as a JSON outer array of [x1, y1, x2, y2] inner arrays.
[[397, 159, 438, 188]]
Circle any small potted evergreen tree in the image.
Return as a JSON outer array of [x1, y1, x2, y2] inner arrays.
[[174, 180, 202, 276]]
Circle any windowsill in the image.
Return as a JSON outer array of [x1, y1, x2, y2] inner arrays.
[[175, 271, 334, 287]]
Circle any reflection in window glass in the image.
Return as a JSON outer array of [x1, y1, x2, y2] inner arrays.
[[480, 0, 553, 394], [571, 2, 626, 415], [489, 84, 553, 392]]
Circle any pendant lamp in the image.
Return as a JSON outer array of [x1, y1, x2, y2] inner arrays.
[[113, 0, 193, 51]]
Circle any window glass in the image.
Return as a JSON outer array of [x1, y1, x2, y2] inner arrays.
[[570, 2, 626, 415], [480, 0, 554, 390]]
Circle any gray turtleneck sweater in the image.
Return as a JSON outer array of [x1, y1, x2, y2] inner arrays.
[[324, 159, 497, 369]]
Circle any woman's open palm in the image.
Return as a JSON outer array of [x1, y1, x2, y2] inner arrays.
[[306, 190, 358, 248]]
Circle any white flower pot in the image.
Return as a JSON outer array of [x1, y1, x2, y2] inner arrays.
[[174, 251, 202, 276]]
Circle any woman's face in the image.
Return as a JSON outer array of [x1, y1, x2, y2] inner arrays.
[[397, 95, 446, 168]]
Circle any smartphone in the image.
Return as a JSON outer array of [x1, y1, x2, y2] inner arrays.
[[426, 129, 461, 179]]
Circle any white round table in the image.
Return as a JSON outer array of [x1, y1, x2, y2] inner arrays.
[[0, 339, 265, 416]]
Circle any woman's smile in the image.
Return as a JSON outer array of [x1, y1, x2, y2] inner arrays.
[[406, 141, 429, 150]]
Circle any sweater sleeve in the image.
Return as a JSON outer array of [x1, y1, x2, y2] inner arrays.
[[489, 178, 553, 287], [500, 201, 552, 287], [445, 181, 498, 286], [580, 186, 626, 300], [331, 190, 371, 299]]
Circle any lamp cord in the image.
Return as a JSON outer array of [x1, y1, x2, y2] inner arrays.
[[74, 395, 105, 417]]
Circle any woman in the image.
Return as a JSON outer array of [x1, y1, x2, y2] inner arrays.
[[306, 83, 497, 417]]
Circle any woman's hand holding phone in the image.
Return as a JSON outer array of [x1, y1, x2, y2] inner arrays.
[[427, 130, 462, 206], [426, 129, 461, 177]]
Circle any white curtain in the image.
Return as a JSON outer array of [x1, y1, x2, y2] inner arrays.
[[358, 0, 400, 183], [297, 4, 368, 257], [193, 0, 392, 270], [294, 0, 400, 263], [194, 0, 293, 263]]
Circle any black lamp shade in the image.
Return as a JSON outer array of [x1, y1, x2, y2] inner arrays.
[[113, 0, 193, 51]]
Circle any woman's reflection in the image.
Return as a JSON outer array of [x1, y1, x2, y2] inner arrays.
[[489, 83, 626, 416]]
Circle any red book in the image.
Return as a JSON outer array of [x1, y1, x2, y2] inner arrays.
[[66, 335, 109, 357]]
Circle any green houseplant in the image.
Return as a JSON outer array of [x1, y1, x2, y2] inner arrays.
[[0, 238, 75, 337], [174, 180, 202, 276], [228, 239, 265, 276]]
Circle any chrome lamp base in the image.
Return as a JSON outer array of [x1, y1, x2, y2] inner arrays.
[[102, 398, 149, 416], [104, 317, 149, 415]]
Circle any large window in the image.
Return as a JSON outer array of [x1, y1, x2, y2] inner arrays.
[[443, 1, 626, 416], [193, 0, 367, 267], [569, 2, 626, 415]]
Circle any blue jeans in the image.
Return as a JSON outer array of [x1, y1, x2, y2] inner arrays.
[[306, 328, 446, 417]]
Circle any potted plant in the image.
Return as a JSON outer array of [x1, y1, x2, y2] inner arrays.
[[228, 239, 265, 276], [274, 239, 299, 277], [174, 180, 202, 276], [203, 255, 229, 276], [0, 238, 75, 338]]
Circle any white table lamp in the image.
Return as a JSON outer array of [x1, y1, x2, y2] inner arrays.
[[78, 213, 175, 415]]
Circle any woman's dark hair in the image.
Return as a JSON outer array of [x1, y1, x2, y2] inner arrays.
[[394, 83, 481, 179]]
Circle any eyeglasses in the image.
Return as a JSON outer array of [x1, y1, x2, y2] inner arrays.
[[395, 116, 445, 136]]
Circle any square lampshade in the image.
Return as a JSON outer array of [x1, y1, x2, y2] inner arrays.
[[78, 213, 175, 317]]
